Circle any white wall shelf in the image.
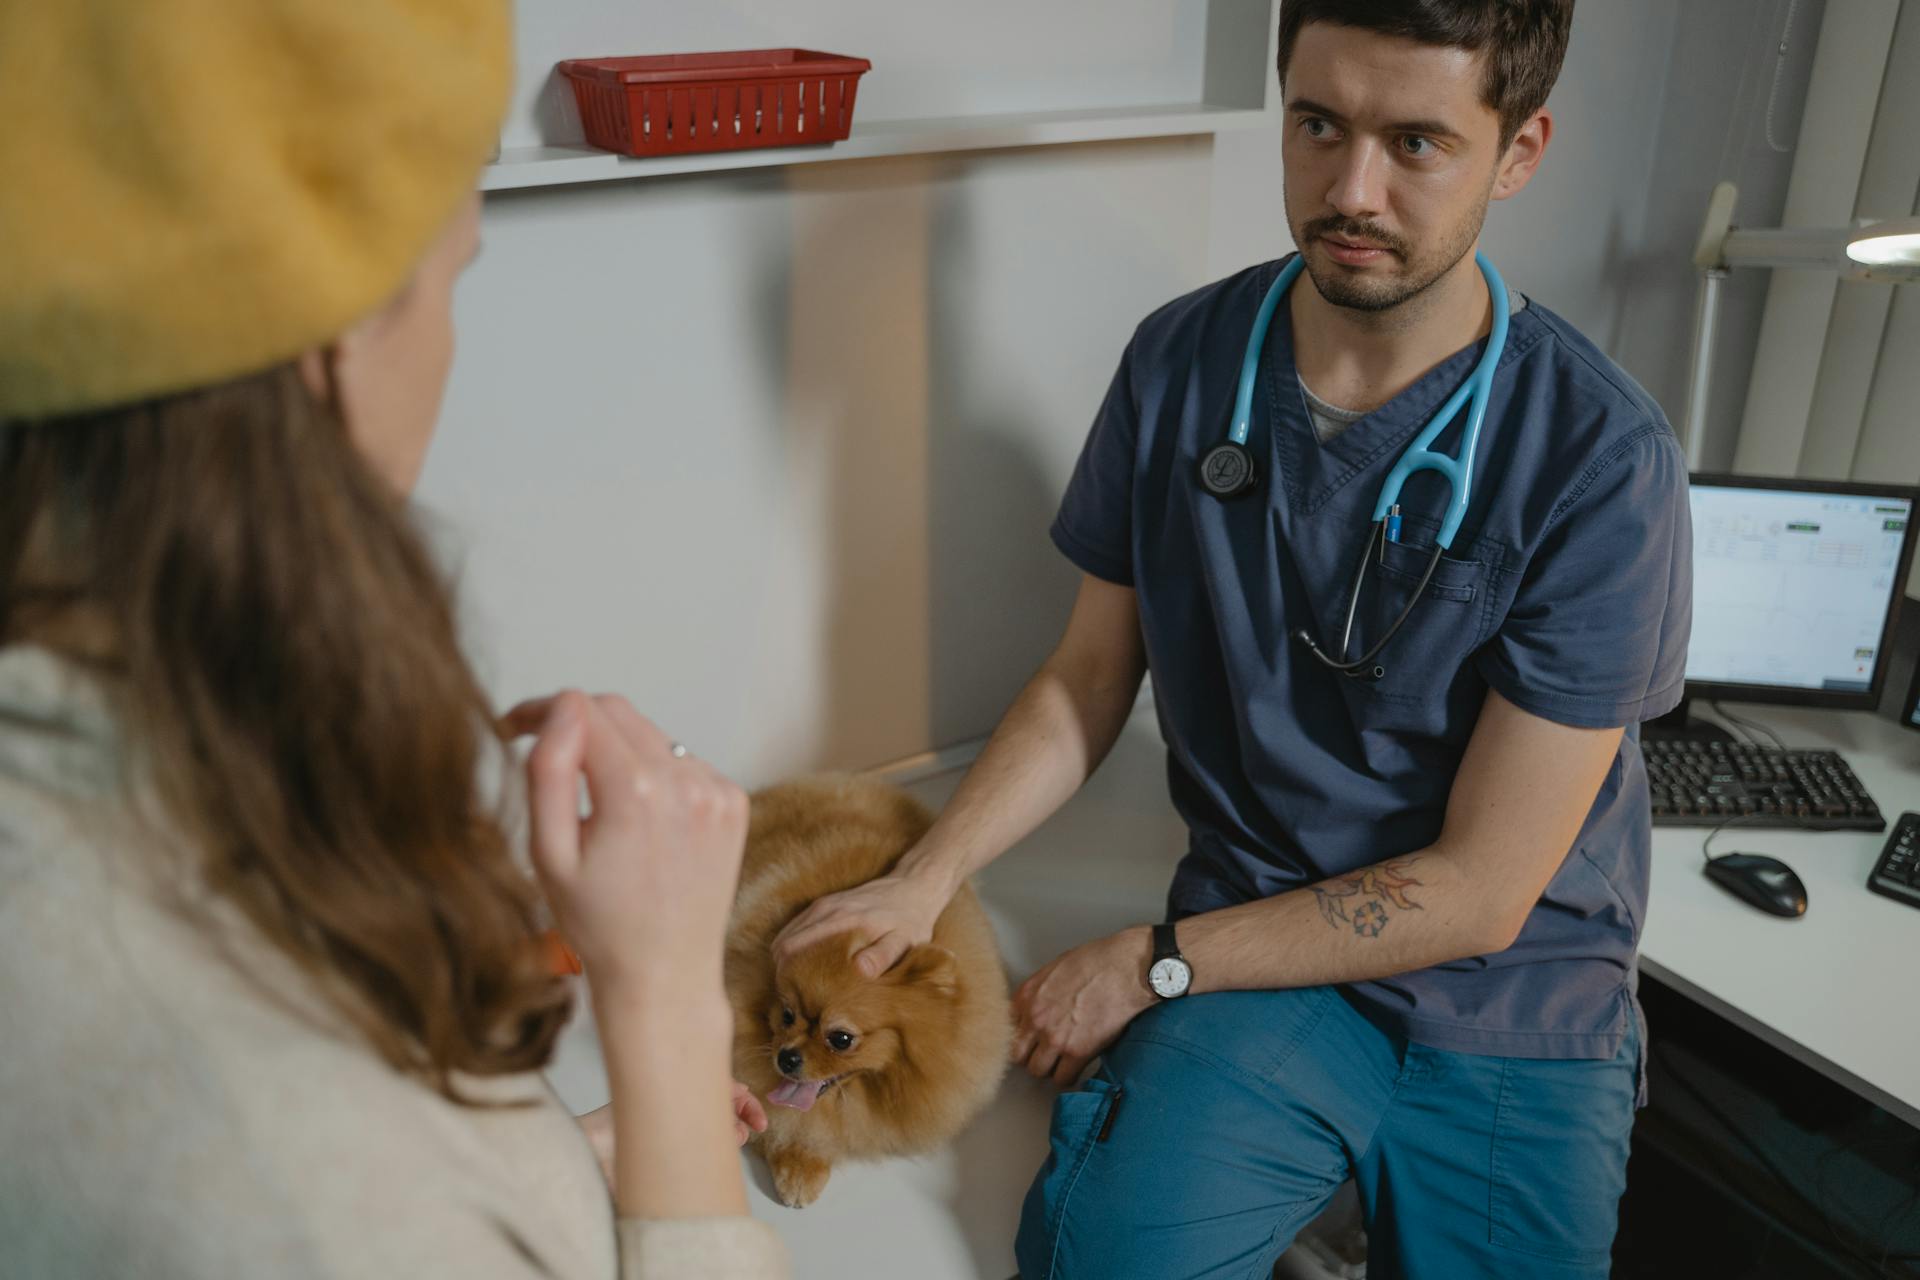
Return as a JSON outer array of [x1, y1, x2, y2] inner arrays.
[[481, 100, 1274, 192], [484, 0, 1280, 192]]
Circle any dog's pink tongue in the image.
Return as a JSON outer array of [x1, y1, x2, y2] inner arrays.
[[767, 1079, 825, 1112]]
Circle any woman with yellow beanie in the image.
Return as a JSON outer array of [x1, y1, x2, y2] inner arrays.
[[0, 3, 786, 1277]]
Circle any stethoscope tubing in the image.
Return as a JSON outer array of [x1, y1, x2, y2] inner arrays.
[[1217, 250, 1509, 679]]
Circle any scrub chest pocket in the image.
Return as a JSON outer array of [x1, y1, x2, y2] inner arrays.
[[1340, 533, 1493, 715]]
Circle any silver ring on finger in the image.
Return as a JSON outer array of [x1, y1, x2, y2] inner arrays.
[[669, 742, 689, 759]]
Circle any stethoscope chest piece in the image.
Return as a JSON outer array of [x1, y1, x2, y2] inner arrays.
[[1197, 441, 1259, 499]]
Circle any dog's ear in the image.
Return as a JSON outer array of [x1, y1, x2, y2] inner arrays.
[[892, 944, 958, 997]]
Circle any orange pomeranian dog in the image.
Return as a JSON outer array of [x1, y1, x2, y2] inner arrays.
[[724, 775, 1011, 1208]]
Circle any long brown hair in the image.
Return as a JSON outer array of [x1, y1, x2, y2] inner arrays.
[[0, 363, 570, 1095]]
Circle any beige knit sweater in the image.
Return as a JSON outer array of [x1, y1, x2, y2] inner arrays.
[[0, 647, 788, 1279]]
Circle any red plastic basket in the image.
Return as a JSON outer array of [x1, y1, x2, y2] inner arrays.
[[559, 49, 873, 159]]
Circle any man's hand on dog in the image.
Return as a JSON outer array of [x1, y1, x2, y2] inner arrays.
[[771, 866, 949, 979], [1010, 926, 1156, 1086]]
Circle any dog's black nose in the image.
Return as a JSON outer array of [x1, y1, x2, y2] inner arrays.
[[777, 1047, 802, 1076]]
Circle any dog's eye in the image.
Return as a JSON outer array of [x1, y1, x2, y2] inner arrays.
[[780, 1006, 795, 1028], [826, 1030, 855, 1052]]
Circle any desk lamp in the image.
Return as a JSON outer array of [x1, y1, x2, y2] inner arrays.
[[1681, 179, 1920, 469]]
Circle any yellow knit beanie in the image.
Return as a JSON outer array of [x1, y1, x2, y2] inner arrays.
[[0, 1, 511, 419]]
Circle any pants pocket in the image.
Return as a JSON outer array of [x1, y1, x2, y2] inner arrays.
[[1015, 1074, 1122, 1277], [1486, 1034, 1637, 1266]]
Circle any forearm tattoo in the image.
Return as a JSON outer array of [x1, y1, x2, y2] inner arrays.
[[1309, 858, 1425, 938]]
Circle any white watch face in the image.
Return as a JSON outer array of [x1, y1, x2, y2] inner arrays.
[[1148, 956, 1191, 998]]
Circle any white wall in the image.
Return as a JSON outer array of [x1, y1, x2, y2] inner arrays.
[[1714, 0, 1920, 595], [1589, 0, 1822, 464], [1478, 0, 1676, 342], [424, 1, 1834, 786], [431, 141, 1207, 786]]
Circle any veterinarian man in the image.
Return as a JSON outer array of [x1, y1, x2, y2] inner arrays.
[[777, 2, 1690, 1275]]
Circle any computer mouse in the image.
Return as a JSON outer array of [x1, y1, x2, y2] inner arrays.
[[1704, 853, 1808, 918]]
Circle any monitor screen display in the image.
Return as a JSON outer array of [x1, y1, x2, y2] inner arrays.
[[1687, 483, 1913, 696]]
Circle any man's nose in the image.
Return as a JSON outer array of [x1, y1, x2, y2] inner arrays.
[[1327, 140, 1389, 219]]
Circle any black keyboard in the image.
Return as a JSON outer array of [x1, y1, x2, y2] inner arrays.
[[1867, 812, 1920, 909], [1640, 738, 1885, 832]]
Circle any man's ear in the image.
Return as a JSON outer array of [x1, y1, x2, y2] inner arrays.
[[891, 944, 958, 997], [1493, 108, 1551, 201]]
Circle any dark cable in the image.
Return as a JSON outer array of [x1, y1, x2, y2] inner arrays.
[[1707, 704, 1758, 747], [1700, 810, 1818, 865], [1712, 701, 1789, 752]]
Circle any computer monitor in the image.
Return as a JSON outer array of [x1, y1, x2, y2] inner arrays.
[[1671, 474, 1918, 722], [1903, 644, 1920, 734]]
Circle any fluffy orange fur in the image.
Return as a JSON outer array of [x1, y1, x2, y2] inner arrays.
[[725, 775, 1011, 1208]]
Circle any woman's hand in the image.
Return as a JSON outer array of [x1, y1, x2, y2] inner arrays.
[[504, 690, 747, 999], [730, 1080, 769, 1146], [771, 866, 952, 978], [578, 1104, 618, 1185], [507, 690, 752, 1218]]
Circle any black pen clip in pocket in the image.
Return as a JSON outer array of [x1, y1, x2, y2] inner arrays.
[[1095, 1084, 1124, 1143]]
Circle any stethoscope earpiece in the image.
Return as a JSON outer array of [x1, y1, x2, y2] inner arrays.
[[1291, 628, 1390, 683], [1197, 441, 1259, 499]]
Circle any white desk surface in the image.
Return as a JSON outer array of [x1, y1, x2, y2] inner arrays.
[[1639, 703, 1920, 1129], [545, 698, 1920, 1278]]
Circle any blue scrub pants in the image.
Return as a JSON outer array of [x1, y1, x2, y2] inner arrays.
[[1014, 985, 1637, 1280]]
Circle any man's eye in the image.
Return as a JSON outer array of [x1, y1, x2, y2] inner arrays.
[[826, 1030, 854, 1052], [1302, 118, 1334, 140], [781, 1007, 795, 1027], [1401, 135, 1436, 157]]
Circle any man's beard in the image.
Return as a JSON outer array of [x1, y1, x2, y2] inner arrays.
[[1293, 208, 1484, 313]]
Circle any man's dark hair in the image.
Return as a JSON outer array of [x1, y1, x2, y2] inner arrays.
[[1277, 1, 1574, 148]]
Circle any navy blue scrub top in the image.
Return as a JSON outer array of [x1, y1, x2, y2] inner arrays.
[[1052, 255, 1693, 1063]]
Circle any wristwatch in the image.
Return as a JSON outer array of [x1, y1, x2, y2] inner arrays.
[[1147, 922, 1192, 999]]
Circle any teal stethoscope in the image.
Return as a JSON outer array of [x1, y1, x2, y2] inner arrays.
[[1197, 251, 1510, 681]]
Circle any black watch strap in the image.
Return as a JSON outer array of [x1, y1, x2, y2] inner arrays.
[[1152, 922, 1181, 962]]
